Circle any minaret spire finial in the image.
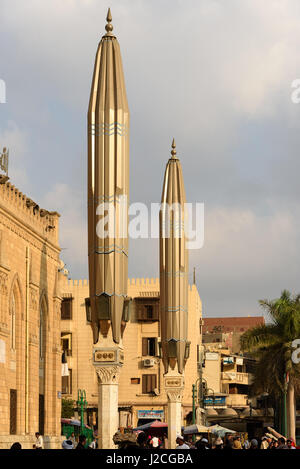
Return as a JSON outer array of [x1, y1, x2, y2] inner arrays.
[[171, 138, 177, 159], [105, 8, 113, 34]]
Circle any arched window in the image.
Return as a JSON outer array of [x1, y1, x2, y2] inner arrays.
[[39, 296, 47, 361], [39, 304, 44, 360], [10, 292, 16, 351], [39, 307, 43, 359]]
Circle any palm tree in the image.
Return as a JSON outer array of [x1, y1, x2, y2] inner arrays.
[[240, 290, 300, 441]]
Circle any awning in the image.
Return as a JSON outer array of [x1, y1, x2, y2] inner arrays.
[[183, 424, 210, 435], [61, 418, 81, 426], [209, 424, 236, 437], [133, 420, 168, 431], [61, 418, 90, 429]]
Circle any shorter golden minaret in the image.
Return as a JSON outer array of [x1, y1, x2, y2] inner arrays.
[[159, 139, 189, 374], [160, 139, 189, 449]]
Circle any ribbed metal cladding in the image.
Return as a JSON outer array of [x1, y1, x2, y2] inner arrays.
[[159, 140, 189, 374], [88, 11, 129, 344]]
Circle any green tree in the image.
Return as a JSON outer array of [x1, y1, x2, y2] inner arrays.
[[240, 290, 300, 441], [61, 398, 75, 419]]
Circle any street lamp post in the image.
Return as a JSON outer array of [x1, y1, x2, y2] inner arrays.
[[282, 373, 288, 437], [77, 389, 88, 435], [192, 383, 198, 443], [192, 384, 197, 425]]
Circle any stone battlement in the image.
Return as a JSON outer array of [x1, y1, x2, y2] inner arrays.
[[65, 277, 196, 291], [66, 278, 161, 288], [129, 277, 160, 286], [67, 278, 89, 287], [0, 181, 60, 245]]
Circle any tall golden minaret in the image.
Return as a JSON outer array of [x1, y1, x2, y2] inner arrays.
[[87, 8, 129, 345], [87, 9, 129, 449], [160, 139, 189, 374], [159, 139, 189, 449]]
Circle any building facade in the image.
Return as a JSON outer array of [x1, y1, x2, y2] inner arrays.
[[202, 316, 275, 436], [203, 316, 265, 335], [0, 180, 63, 449], [59, 276, 202, 429]]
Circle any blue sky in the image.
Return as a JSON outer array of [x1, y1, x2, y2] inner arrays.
[[2, 0, 300, 318]]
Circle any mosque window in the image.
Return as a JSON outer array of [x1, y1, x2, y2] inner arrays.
[[142, 374, 157, 394], [61, 298, 73, 320], [9, 389, 17, 435], [10, 293, 16, 351], [136, 299, 159, 321], [142, 338, 156, 356], [61, 332, 72, 356], [39, 303, 46, 360], [62, 369, 72, 395]]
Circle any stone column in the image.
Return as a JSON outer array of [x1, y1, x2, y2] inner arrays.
[[94, 347, 124, 449], [164, 374, 184, 449]]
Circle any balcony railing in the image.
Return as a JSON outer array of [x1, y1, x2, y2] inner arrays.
[[226, 394, 248, 407], [222, 371, 252, 385]]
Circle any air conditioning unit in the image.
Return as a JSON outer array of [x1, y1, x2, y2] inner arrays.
[[143, 358, 155, 367]]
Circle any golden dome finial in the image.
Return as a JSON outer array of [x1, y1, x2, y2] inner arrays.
[[171, 138, 177, 158], [105, 8, 113, 34]]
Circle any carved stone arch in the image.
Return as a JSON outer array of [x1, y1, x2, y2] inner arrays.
[[39, 289, 49, 329], [39, 290, 49, 362], [9, 273, 25, 434], [9, 273, 24, 319]]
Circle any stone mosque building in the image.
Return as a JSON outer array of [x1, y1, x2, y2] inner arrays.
[[0, 179, 63, 448]]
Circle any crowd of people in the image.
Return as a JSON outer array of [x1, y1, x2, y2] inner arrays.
[[9, 430, 298, 450], [9, 432, 98, 450], [174, 433, 298, 450], [61, 434, 97, 450], [132, 431, 298, 450]]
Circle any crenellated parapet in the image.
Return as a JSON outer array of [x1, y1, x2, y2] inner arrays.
[[63, 277, 199, 298], [0, 181, 60, 247], [128, 277, 159, 287]]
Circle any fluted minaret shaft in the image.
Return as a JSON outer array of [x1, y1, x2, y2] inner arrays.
[[159, 140, 189, 374], [88, 10, 129, 344]]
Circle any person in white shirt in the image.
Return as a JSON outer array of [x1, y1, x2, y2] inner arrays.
[[150, 436, 160, 448], [89, 438, 97, 449], [35, 432, 44, 449], [176, 435, 190, 449]]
